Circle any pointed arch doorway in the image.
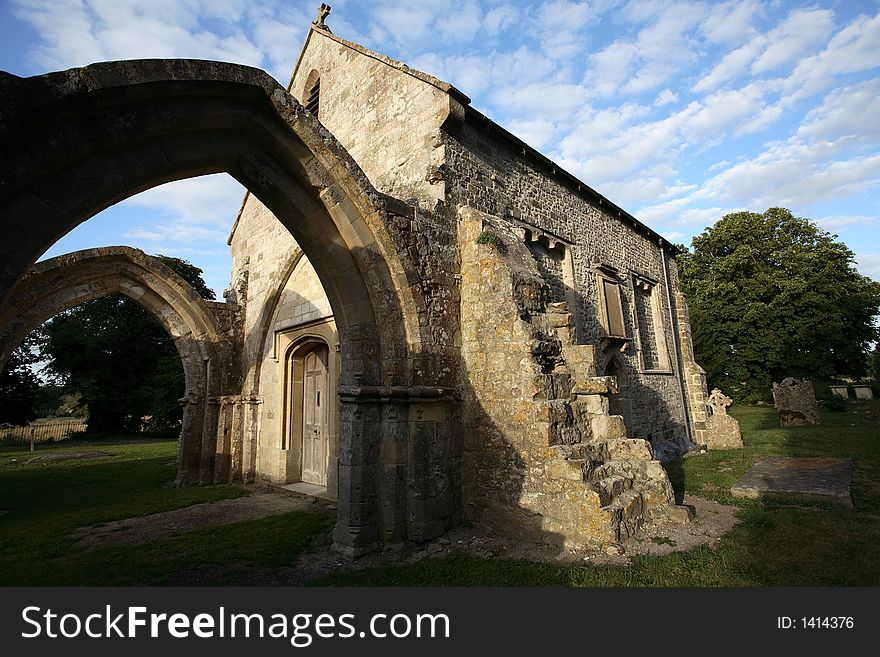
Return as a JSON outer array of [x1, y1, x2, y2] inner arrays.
[[282, 330, 338, 492]]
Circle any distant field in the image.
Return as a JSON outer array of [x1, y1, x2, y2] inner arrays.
[[0, 417, 87, 447]]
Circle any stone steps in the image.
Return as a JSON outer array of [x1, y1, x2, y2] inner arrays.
[[604, 489, 645, 541], [537, 391, 674, 546], [593, 474, 634, 506]]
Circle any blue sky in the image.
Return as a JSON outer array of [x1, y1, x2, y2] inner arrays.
[[1, 0, 878, 296]]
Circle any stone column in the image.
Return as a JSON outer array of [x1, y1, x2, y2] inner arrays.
[[214, 397, 233, 484], [176, 393, 204, 485], [239, 396, 262, 483], [333, 394, 382, 557], [200, 395, 222, 484]]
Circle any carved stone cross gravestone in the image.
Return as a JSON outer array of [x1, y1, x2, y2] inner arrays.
[[704, 388, 743, 449]]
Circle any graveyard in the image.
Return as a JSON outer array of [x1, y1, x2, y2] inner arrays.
[[1, 394, 877, 587]]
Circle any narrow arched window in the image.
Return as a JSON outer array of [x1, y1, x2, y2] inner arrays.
[[303, 70, 320, 118]]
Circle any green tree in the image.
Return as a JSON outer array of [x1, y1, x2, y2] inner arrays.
[[678, 208, 880, 402], [0, 333, 42, 425], [39, 255, 215, 435]]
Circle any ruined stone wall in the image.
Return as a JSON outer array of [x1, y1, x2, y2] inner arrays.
[[445, 121, 689, 444], [458, 207, 673, 548], [289, 28, 453, 210], [229, 144, 462, 547], [273, 257, 333, 328]]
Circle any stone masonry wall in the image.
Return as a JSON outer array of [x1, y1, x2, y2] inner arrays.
[[230, 193, 302, 481], [289, 28, 454, 211], [445, 120, 690, 445], [459, 207, 673, 549], [287, 27, 463, 387], [676, 291, 708, 447], [256, 251, 337, 484]]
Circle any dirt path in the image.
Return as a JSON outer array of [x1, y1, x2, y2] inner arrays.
[[69, 487, 740, 583], [69, 487, 335, 549]]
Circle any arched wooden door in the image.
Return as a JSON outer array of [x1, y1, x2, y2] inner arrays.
[[300, 344, 329, 485]]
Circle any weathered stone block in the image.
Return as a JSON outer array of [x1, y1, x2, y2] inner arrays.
[[853, 385, 873, 400], [573, 376, 619, 396], [773, 378, 820, 426]]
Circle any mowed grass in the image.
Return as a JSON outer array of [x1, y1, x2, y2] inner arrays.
[[314, 399, 880, 587], [2, 401, 878, 586], [0, 438, 329, 585]]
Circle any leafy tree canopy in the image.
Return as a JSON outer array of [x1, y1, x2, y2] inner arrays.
[[678, 208, 880, 402], [0, 333, 42, 425], [38, 255, 215, 434]]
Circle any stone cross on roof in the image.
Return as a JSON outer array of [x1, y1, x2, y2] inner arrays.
[[313, 3, 331, 29], [707, 388, 732, 416]]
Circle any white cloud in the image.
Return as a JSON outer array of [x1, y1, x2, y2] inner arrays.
[[654, 89, 678, 107], [586, 1, 707, 97], [751, 8, 835, 74], [797, 78, 880, 143], [595, 174, 669, 206], [410, 46, 558, 101], [687, 83, 768, 137], [484, 4, 521, 35], [854, 253, 880, 281], [694, 146, 880, 210], [784, 12, 880, 101], [124, 225, 229, 243], [492, 81, 589, 120], [127, 175, 246, 227], [504, 119, 559, 151], [816, 215, 879, 231], [436, 2, 483, 42], [12, 0, 271, 72], [700, 0, 762, 44], [693, 35, 767, 93]]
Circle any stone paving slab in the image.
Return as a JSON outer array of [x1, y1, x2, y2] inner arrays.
[[730, 457, 853, 508]]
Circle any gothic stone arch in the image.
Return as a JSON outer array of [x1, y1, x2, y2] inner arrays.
[[0, 60, 458, 556], [0, 246, 239, 485]]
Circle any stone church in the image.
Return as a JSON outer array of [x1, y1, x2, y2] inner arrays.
[[0, 7, 710, 556]]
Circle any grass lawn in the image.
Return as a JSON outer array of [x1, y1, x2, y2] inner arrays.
[[0, 437, 329, 585], [1, 401, 878, 586]]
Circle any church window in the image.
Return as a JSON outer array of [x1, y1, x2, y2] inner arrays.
[[632, 274, 671, 372], [304, 70, 321, 118], [595, 264, 627, 339]]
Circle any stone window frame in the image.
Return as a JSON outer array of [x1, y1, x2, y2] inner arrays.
[[511, 218, 581, 343], [594, 262, 628, 342], [303, 69, 321, 118], [630, 271, 673, 374]]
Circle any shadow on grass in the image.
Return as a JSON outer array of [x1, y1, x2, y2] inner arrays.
[[3, 403, 879, 587], [311, 400, 880, 587]]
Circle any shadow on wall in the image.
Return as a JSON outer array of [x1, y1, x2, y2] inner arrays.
[[458, 364, 567, 556]]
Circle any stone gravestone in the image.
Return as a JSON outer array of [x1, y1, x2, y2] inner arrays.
[[852, 385, 874, 400], [704, 388, 743, 449], [773, 378, 820, 427], [830, 385, 849, 399]]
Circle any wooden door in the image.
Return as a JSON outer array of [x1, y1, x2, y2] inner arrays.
[[301, 345, 329, 485]]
